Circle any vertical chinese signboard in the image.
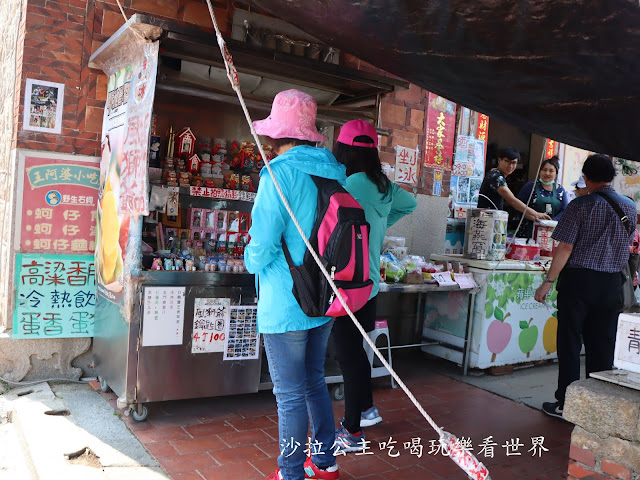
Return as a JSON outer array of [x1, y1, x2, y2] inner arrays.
[[119, 42, 158, 216], [545, 139, 558, 159], [19, 155, 99, 254], [476, 113, 489, 157], [424, 93, 456, 172], [13, 254, 96, 338], [96, 41, 159, 304], [395, 146, 419, 186]]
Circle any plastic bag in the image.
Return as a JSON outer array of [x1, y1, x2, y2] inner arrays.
[[149, 185, 169, 212], [421, 263, 444, 283], [385, 262, 405, 283], [382, 236, 406, 253], [402, 255, 426, 274]]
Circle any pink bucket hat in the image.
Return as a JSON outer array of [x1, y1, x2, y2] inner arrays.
[[253, 89, 326, 143], [337, 119, 378, 148]]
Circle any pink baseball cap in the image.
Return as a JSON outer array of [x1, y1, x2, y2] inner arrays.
[[253, 89, 326, 143], [337, 119, 378, 148]]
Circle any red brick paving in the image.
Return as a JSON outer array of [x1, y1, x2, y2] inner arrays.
[[97, 351, 572, 479]]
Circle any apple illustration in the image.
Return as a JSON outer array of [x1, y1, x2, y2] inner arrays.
[[518, 318, 538, 358], [487, 309, 512, 363]]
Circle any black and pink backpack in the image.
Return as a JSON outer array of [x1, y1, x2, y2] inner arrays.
[[283, 175, 373, 317]]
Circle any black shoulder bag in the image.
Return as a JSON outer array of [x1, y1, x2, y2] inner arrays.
[[595, 192, 639, 310]]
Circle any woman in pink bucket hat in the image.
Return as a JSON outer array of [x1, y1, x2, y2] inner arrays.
[[245, 89, 345, 480]]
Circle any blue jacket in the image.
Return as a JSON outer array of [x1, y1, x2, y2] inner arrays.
[[244, 146, 347, 334], [345, 173, 417, 298]]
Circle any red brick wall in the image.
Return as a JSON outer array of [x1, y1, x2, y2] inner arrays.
[[15, 0, 443, 199], [568, 443, 634, 480], [341, 54, 448, 197], [15, 0, 231, 157]]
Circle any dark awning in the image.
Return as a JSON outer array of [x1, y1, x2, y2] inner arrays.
[[89, 14, 408, 126], [245, 0, 640, 160]]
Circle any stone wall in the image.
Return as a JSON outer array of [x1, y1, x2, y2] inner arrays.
[[564, 378, 640, 479]]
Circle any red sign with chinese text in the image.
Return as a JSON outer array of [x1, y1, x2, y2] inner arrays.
[[21, 156, 99, 254], [545, 139, 558, 159], [476, 113, 490, 156], [424, 93, 456, 171], [476, 114, 489, 143]]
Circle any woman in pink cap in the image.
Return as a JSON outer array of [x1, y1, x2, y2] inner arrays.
[[332, 120, 417, 452], [245, 89, 345, 480]]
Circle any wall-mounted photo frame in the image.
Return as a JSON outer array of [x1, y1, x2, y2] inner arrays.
[[23, 78, 64, 134]]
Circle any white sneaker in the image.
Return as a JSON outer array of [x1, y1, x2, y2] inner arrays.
[[360, 406, 382, 427]]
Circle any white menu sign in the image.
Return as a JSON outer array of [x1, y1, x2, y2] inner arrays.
[[454, 273, 478, 290], [614, 313, 640, 374], [142, 287, 186, 347], [432, 271, 457, 287], [192, 298, 230, 354]]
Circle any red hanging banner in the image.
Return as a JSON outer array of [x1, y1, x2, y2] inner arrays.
[[424, 93, 456, 171], [545, 139, 558, 159]]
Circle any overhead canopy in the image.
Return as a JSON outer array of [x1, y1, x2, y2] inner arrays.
[[89, 14, 408, 126], [245, 0, 640, 160]]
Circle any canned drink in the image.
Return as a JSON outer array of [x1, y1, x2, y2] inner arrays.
[[233, 264, 240, 273]]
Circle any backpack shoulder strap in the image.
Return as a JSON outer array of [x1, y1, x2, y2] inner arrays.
[[594, 191, 633, 235], [282, 236, 295, 268]]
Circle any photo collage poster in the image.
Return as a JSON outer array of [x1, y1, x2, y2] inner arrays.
[[223, 306, 259, 360], [450, 135, 486, 216]]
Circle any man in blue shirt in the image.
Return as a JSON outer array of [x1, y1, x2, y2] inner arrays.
[[534, 154, 637, 420]]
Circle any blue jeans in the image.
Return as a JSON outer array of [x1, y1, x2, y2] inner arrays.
[[263, 319, 337, 480]]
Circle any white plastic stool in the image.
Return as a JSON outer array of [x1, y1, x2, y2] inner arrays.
[[363, 318, 396, 388]]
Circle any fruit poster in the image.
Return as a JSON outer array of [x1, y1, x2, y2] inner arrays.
[[18, 153, 99, 254], [13, 253, 95, 338], [472, 272, 558, 368], [96, 42, 159, 304]]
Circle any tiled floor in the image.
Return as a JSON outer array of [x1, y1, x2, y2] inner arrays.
[[96, 351, 572, 480]]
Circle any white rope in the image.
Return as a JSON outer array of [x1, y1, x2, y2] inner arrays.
[[203, 0, 443, 436], [202, 2, 489, 477], [114, 0, 148, 42]]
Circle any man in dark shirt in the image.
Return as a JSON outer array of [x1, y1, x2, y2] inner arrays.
[[478, 147, 550, 223], [535, 154, 637, 419]]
